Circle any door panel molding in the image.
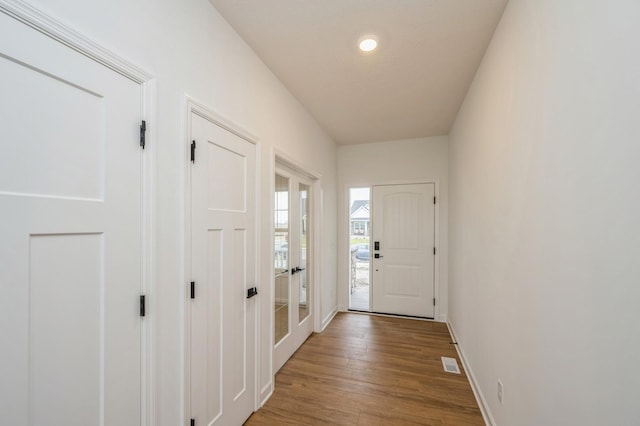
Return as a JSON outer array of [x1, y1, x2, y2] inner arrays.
[[0, 3, 156, 425]]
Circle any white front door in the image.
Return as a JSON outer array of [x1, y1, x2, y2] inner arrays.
[[371, 184, 435, 318], [189, 112, 256, 426], [0, 10, 144, 426], [273, 169, 313, 373]]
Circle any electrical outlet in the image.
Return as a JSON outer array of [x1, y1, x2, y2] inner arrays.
[[497, 379, 504, 404]]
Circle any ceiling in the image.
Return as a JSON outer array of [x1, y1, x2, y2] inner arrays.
[[210, 0, 508, 145]]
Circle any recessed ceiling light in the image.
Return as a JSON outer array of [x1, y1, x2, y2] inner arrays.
[[358, 36, 378, 52]]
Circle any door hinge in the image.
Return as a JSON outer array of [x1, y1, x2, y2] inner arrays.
[[247, 287, 258, 299], [190, 419, 195, 426], [433, 247, 436, 255], [433, 297, 436, 306], [140, 295, 146, 317], [434, 196, 436, 204], [190, 140, 196, 163], [190, 281, 195, 299], [140, 120, 146, 149]]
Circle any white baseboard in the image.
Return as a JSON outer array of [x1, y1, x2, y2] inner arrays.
[[438, 313, 448, 322], [321, 307, 338, 331], [447, 322, 496, 426]]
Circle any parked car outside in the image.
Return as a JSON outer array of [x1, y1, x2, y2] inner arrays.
[[350, 243, 370, 262]]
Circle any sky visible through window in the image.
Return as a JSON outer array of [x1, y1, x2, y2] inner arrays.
[[350, 187, 369, 203]]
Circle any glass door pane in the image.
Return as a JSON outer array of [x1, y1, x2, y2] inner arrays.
[[298, 183, 310, 323], [274, 174, 289, 345], [348, 187, 370, 311]]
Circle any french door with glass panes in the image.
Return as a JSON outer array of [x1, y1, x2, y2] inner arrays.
[[274, 169, 313, 372]]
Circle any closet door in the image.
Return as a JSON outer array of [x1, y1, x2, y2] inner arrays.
[[0, 10, 144, 426], [189, 112, 257, 426]]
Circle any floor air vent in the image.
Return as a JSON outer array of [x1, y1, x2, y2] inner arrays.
[[441, 357, 461, 374]]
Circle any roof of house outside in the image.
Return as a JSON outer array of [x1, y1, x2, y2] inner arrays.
[[350, 200, 370, 219], [350, 200, 369, 214]]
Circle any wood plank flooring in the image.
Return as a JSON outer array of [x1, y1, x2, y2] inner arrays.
[[245, 312, 484, 425]]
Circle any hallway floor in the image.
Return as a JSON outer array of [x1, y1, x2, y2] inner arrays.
[[245, 312, 483, 425]]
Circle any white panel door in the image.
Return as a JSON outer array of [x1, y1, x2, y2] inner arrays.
[[0, 10, 143, 426], [371, 184, 435, 318], [189, 113, 256, 426]]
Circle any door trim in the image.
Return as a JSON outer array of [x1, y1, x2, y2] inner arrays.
[[343, 179, 441, 322], [0, 0, 153, 83], [182, 95, 261, 424], [0, 1, 157, 424]]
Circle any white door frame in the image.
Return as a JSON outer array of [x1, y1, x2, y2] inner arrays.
[[344, 179, 441, 321], [182, 95, 261, 424], [0, 1, 157, 424]]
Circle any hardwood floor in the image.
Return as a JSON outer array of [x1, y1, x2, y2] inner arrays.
[[246, 312, 484, 425]]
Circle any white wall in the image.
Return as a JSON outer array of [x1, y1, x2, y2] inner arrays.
[[17, 0, 338, 423], [449, 0, 640, 424], [337, 137, 449, 320]]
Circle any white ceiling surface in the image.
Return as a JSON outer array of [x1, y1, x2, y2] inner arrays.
[[210, 0, 508, 145]]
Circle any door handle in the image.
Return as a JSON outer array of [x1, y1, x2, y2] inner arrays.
[[291, 266, 306, 275], [374, 253, 383, 259]]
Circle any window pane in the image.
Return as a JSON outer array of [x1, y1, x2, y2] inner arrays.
[[274, 174, 289, 344], [349, 187, 370, 311], [298, 183, 310, 323]]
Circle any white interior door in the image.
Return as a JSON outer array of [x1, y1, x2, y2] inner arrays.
[[371, 184, 435, 318], [0, 10, 144, 426], [273, 169, 313, 373], [189, 112, 256, 426]]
